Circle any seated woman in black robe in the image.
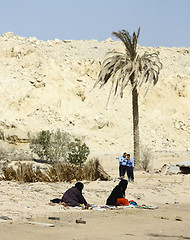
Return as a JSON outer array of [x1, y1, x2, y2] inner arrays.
[[61, 182, 89, 207], [106, 179, 129, 206]]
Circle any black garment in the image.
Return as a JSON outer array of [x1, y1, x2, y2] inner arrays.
[[106, 180, 128, 206], [75, 182, 84, 191], [61, 185, 87, 207], [50, 198, 62, 204], [126, 166, 134, 181], [50, 182, 85, 205]]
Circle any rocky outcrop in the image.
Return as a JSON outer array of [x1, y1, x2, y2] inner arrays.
[[0, 32, 190, 159], [176, 161, 190, 174]]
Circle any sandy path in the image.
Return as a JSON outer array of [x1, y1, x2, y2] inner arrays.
[[0, 204, 190, 240]]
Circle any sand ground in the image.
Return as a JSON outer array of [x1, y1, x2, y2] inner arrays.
[[1, 204, 190, 240], [0, 153, 190, 240]]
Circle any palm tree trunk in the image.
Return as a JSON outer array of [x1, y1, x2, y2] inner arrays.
[[132, 86, 140, 168]]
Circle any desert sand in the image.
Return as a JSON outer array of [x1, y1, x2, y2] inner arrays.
[[0, 152, 190, 240], [0, 32, 190, 239]]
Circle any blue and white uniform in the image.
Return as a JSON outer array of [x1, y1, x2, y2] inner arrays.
[[119, 156, 127, 166], [126, 157, 134, 181], [126, 157, 133, 167]]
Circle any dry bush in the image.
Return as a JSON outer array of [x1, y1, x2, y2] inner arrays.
[[140, 146, 152, 171], [2, 166, 17, 180], [83, 158, 111, 181], [45, 163, 82, 182], [2, 163, 42, 182], [1, 158, 111, 182]]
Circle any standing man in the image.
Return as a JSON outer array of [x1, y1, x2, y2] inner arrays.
[[126, 154, 134, 182], [118, 152, 127, 178]]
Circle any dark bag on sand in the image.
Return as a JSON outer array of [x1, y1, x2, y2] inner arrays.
[[50, 198, 62, 204]]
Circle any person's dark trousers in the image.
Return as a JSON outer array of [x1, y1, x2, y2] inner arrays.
[[126, 166, 134, 181], [119, 165, 126, 177]]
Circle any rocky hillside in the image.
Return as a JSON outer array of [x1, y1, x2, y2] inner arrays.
[[0, 32, 190, 160]]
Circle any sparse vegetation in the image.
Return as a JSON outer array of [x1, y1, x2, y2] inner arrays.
[[0, 129, 93, 182], [67, 138, 90, 166], [28, 129, 90, 164], [140, 146, 152, 171], [1, 158, 111, 182], [28, 129, 71, 162]]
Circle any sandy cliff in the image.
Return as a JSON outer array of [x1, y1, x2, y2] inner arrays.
[[0, 32, 190, 159]]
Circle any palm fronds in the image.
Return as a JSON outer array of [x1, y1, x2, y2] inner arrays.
[[138, 52, 163, 97], [93, 28, 162, 102], [112, 28, 140, 60]]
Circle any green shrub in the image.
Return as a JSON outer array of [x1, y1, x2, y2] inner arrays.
[[28, 129, 71, 162], [28, 130, 90, 165], [67, 138, 90, 166]]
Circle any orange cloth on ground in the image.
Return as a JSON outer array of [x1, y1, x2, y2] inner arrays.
[[116, 198, 129, 206]]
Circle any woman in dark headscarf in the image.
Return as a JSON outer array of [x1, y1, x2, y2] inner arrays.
[[106, 179, 129, 206], [61, 182, 88, 207]]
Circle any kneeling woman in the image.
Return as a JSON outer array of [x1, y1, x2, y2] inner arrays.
[[106, 179, 129, 206], [61, 182, 89, 207]]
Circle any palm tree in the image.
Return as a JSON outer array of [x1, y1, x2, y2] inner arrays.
[[93, 28, 162, 167]]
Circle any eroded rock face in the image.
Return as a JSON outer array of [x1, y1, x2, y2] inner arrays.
[[177, 161, 190, 167], [160, 161, 190, 175], [176, 161, 190, 174], [160, 163, 180, 175], [0, 32, 190, 158]]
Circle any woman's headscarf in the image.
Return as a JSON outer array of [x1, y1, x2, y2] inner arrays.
[[75, 182, 84, 192], [118, 179, 128, 191]]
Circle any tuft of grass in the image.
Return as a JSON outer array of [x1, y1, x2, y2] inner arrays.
[[1, 158, 111, 182], [2, 166, 17, 180], [83, 158, 111, 181]]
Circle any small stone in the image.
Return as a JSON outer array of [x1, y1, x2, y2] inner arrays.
[[175, 216, 182, 221], [75, 218, 86, 224], [48, 217, 60, 220], [161, 216, 169, 220], [28, 221, 55, 227], [0, 216, 12, 221]]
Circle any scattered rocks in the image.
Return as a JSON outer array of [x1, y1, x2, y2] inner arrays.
[[161, 216, 169, 220], [48, 217, 60, 220], [160, 163, 180, 175], [175, 216, 182, 221], [160, 161, 190, 175], [0, 32, 190, 156], [1, 32, 14, 38], [0, 216, 12, 221], [75, 218, 86, 224]]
